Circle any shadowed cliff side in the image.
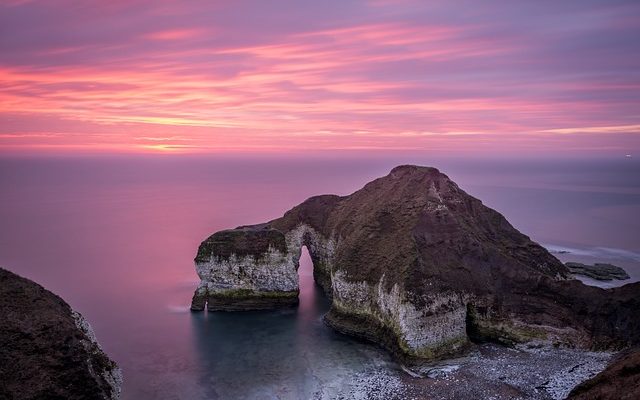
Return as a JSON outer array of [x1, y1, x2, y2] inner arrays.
[[191, 165, 640, 362], [0, 268, 122, 400]]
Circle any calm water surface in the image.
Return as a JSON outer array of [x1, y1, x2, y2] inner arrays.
[[0, 156, 638, 399]]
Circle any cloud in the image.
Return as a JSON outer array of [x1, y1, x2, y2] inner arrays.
[[540, 125, 640, 135], [0, 0, 638, 154], [144, 28, 209, 41]]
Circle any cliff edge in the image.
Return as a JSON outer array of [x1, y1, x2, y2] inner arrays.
[[0, 268, 122, 400]]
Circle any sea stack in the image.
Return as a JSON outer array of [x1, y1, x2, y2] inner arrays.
[[0, 268, 122, 400], [192, 165, 640, 361]]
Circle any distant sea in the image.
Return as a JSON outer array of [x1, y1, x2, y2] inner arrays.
[[1, 155, 638, 399]]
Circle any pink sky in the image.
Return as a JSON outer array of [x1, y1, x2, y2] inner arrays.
[[1, 0, 639, 156]]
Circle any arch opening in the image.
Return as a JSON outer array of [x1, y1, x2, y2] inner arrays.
[[297, 245, 331, 315]]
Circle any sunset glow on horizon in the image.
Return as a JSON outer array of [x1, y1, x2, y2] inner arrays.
[[1, 0, 639, 156]]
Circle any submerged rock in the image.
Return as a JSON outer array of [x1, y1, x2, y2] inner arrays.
[[566, 262, 631, 281], [0, 267, 122, 400], [192, 165, 640, 362]]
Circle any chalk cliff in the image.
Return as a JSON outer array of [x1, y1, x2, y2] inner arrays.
[[191, 165, 640, 361], [0, 268, 122, 400]]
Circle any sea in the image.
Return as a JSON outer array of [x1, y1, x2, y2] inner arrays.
[[0, 155, 638, 399]]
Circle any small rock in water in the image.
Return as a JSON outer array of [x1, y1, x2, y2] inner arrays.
[[566, 262, 630, 281]]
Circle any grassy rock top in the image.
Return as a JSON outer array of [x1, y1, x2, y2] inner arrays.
[[195, 227, 287, 263]]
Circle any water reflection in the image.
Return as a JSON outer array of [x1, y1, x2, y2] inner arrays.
[[189, 246, 362, 399], [296, 246, 331, 326]]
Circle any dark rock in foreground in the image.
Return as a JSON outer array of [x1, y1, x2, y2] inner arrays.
[[568, 347, 640, 400], [566, 262, 631, 281], [0, 268, 122, 400], [192, 165, 640, 362]]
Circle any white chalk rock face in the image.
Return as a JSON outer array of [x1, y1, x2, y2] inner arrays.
[[72, 311, 123, 400], [330, 271, 469, 357], [192, 226, 295, 311], [191, 224, 336, 311], [191, 222, 468, 359]]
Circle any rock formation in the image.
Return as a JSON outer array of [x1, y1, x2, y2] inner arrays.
[[191, 165, 640, 362], [566, 262, 631, 281], [0, 267, 122, 400], [567, 347, 640, 399]]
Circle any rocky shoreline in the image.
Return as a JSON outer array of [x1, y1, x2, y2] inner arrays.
[[316, 343, 615, 400], [568, 347, 640, 399]]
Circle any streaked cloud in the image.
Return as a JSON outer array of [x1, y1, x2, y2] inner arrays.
[[0, 0, 638, 155], [145, 28, 210, 41], [540, 124, 640, 135]]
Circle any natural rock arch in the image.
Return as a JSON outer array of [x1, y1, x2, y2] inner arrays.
[[190, 223, 335, 311], [191, 165, 640, 362]]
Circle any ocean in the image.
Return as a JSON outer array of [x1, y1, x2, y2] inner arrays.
[[1, 155, 638, 399]]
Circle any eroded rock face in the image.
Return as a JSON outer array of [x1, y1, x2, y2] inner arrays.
[[0, 267, 122, 400], [192, 165, 640, 361]]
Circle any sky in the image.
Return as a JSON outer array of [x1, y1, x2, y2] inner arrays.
[[1, 0, 639, 156]]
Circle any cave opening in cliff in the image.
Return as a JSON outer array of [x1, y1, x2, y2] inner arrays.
[[297, 245, 330, 314]]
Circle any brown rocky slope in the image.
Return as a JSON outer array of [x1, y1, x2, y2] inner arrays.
[[567, 347, 640, 400], [191, 165, 640, 362], [0, 267, 121, 400]]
